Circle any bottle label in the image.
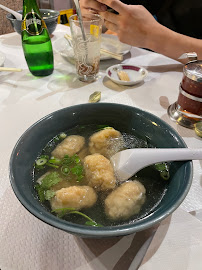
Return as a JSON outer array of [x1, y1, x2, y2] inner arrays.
[[22, 11, 47, 35]]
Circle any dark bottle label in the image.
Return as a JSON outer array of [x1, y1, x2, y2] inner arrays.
[[22, 11, 46, 35]]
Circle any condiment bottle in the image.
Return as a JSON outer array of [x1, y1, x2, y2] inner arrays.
[[21, 0, 54, 76], [177, 61, 202, 116]]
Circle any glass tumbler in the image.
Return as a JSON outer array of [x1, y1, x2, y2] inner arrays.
[[69, 14, 103, 82], [168, 59, 202, 128]]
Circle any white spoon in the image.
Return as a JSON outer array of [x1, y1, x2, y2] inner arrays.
[[110, 148, 202, 182], [0, 4, 22, 20]]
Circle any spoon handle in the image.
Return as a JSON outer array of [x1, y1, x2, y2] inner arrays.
[[0, 4, 22, 20], [112, 148, 202, 181], [132, 148, 202, 163]]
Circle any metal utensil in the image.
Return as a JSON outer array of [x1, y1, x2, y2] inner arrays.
[[64, 34, 123, 60], [110, 148, 202, 182], [0, 4, 22, 20], [73, 0, 86, 41]]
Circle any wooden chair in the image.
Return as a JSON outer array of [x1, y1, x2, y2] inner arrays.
[[0, 0, 23, 35]]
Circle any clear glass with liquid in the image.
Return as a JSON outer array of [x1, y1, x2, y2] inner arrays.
[[69, 14, 103, 82]]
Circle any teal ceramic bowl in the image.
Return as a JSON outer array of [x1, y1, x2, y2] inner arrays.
[[9, 103, 192, 237], [6, 9, 59, 35]]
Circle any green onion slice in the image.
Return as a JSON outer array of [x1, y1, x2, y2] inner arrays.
[[61, 166, 70, 175], [36, 157, 48, 166], [59, 133, 67, 139]]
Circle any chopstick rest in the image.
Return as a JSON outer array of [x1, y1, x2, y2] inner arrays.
[[64, 34, 123, 61], [0, 67, 22, 72]]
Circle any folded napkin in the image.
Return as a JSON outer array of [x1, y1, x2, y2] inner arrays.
[[138, 208, 202, 270]]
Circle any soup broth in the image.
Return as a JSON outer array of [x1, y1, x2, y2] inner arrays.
[[33, 124, 169, 227]]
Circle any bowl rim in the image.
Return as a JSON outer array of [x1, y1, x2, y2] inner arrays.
[[9, 103, 193, 237], [6, 8, 59, 21]]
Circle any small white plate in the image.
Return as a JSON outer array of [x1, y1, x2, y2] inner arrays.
[[106, 64, 148, 85], [0, 52, 5, 67], [53, 34, 131, 61], [101, 34, 131, 60]]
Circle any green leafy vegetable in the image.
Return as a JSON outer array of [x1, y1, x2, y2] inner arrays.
[[154, 163, 167, 172], [36, 158, 48, 166], [95, 125, 113, 132], [46, 163, 60, 169], [59, 132, 67, 139], [52, 208, 103, 227], [35, 155, 49, 169], [45, 190, 56, 200], [35, 152, 84, 182], [71, 154, 81, 164], [85, 221, 103, 227], [40, 172, 62, 189], [160, 170, 170, 180], [35, 172, 62, 202], [154, 162, 170, 180], [35, 154, 85, 202], [35, 183, 46, 202], [61, 166, 70, 175], [54, 136, 60, 142], [46, 157, 61, 169], [48, 157, 61, 165], [71, 164, 84, 181], [59, 154, 84, 181], [62, 155, 73, 165], [52, 207, 75, 218]]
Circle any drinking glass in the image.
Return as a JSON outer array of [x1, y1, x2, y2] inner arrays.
[[69, 14, 103, 82], [168, 59, 202, 129]]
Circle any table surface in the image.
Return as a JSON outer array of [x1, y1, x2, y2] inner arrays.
[[0, 24, 201, 270]]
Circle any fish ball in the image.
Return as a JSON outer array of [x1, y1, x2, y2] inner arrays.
[[89, 128, 123, 158], [51, 186, 97, 210], [51, 135, 85, 159], [84, 153, 116, 191], [105, 181, 146, 220]]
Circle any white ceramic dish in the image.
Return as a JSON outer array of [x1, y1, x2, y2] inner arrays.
[[0, 52, 5, 67], [101, 34, 131, 60], [53, 34, 131, 61], [106, 64, 148, 86]]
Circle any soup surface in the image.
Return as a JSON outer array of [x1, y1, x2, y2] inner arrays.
[[34, 124, 169, 227]]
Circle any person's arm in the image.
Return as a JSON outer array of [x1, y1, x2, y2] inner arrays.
[[96, 0, 202, 62]]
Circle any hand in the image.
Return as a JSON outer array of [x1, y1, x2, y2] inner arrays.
[[97, 0, 162, 49], [80, 0, 202, 61], [79, 0, 107, 15]]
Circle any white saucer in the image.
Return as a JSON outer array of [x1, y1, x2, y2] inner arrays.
[[106, 64, 148, 85], [0, 52, 5, 67], [101, 34, 131, 60], [53, 34, 131, 61]]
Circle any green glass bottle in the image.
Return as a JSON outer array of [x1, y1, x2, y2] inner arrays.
[[21, 0, 54, 76]]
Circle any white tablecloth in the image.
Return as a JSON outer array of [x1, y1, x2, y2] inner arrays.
[[0, 24, 201, 270]]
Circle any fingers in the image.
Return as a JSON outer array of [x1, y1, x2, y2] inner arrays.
[[104, 20, 118, 33], [80, 0, 107, 12], [101, 10, 118, 23], [97, 0, 127, 14]]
